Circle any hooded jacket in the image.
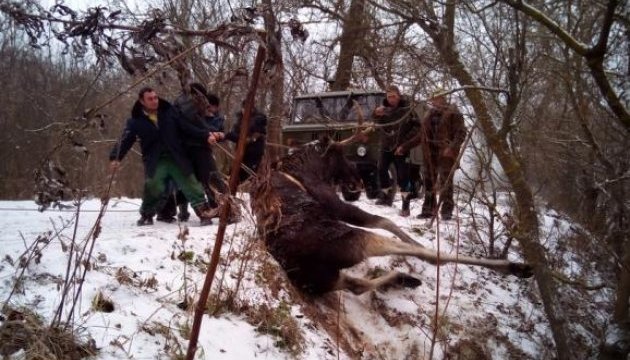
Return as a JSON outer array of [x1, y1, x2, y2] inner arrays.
[[109, 98, 194, 178]]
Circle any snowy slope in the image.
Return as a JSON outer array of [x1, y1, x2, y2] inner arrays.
[[0, 194, 562, 359]]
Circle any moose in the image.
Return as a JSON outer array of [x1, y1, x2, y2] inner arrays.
[[250, 137, 533, 296]]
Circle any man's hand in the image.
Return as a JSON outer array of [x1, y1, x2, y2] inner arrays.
[[442, 147, 456, 158], [208, 132, 225, 144], [110, 160, 121, 172], [374, 106, 386, 117], [394, 146, 405, 156]]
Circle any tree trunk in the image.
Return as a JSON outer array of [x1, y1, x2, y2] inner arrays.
[[331, 0, 366, 91], [261, 0, 285, 161], [601, 242, 630, 359], [603, 180, 630, 359]]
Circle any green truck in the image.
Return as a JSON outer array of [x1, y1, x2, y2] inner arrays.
[[282, 90, 424, 201], [282, 90, 383, 201]]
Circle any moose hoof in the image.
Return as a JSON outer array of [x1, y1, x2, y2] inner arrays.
[[509, 263, 534, 278], [396, 273, 422, 288]]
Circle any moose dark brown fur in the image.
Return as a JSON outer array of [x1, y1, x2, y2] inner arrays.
[[250, 138, 533, 296]]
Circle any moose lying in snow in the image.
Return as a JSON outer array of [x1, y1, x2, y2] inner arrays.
[[250, 137, 533, 295]]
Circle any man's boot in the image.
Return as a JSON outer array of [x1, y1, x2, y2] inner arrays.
[[441, 213, 452, 220], [193, 204, 215, 226], [399, 192, 411, 217], [156, 214, 176, 223], [156, 194, 177, 223], [175, 191, 190, 222], [177, 203, 190, 222], [375, 187, 395, 206], [400, 189, 420, 217], [211, 194, 241, 224], [204, 205, 241, 224], [137, 214, 154, 226]]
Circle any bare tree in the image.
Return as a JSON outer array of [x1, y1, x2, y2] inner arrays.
[[369, 0, 577, 356], [260, 0, 285, 159], [331, 0, 366, 90], [499, 0, 629, 131]]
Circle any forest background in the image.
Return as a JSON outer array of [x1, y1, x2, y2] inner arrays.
[[0, 0, 628, 358]]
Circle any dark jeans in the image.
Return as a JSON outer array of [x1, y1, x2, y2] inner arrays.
[[237, 139, 265, 183], [157, 186, 188, 219], [187, 147, 227, 207], [378, 150, 417, 194], [421, 146, 456, 216]]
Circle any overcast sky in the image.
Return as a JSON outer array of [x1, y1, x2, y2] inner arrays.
[[40, 0, 143, 12]]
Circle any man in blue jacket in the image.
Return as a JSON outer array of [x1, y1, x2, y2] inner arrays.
[[109, 87, 215, 226]]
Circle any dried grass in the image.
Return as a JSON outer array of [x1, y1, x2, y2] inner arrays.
[[245, 301, 305, 357], [0, 307, 97, 359]]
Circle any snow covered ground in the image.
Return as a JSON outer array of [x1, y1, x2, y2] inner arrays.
[[0, 194, 565, 359]]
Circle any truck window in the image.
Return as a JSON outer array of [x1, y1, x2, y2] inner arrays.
[[291, 93, 384, 124]]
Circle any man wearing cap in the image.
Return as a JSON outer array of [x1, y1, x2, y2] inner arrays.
[[396, 91, 466, 220]]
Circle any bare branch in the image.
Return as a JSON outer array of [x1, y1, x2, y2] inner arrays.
[[499, 0, 630, 130], [498, 0, 589, 55]]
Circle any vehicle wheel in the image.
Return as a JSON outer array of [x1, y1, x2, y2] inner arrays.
[[341, 186, 361, 202]]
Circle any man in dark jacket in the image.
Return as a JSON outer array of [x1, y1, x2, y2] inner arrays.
[[109, 87, 216, 226], [170, 83, 236, 221], [174, 85, 228, 203], [396, 92, 467, 220], [224, 105, 267, 183], [373, 85, 421, 216]]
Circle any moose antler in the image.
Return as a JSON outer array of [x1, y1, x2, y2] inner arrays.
[[337, 100, 374, 145]]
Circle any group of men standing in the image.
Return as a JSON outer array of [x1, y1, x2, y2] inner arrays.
[[108, 82, 464, 225], [372, 85, 467, 220], [109, 84, 267, 226]]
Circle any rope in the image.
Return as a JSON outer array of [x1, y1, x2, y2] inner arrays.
[[213, 142, 257, 177], [265, 141, 291, 149]]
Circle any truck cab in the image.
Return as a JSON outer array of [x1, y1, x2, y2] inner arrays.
[[282, 90, 386, 200]]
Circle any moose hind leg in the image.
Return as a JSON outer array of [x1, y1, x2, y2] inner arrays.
[[334, 271, 422, 295], [361, 232, 533, 278]]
